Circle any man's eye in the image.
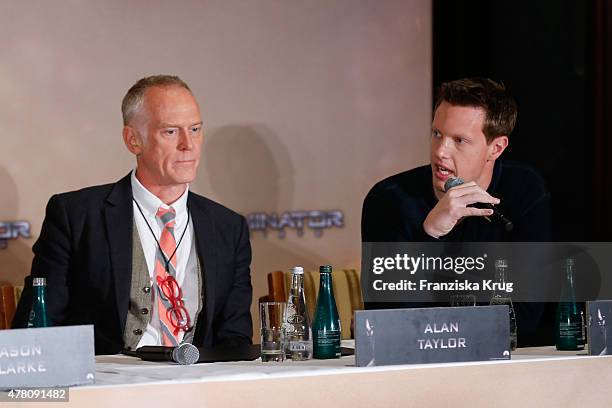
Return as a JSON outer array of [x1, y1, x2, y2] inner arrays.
[[455, 137, 466, 144], [165, 129, 177, 136], [432, 130, 441, 138], [190, 126, 201, 133]]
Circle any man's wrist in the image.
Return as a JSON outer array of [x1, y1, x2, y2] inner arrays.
[[422, 222, 441, 239]]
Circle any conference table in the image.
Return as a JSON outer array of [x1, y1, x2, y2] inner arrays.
[[3, 341, 612, 407]]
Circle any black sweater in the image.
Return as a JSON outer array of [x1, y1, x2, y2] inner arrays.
[[361, 160, 555, 346], [362, 160, 552, 242]]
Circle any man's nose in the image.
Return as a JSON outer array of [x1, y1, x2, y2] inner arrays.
[[432, 136, 451, 159], [178, 129, 193, 150]]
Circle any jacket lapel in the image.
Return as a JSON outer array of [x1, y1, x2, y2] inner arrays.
[[188, 193, 217, 337], [103, 173, 134, 334]]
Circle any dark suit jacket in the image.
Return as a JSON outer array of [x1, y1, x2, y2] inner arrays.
[[13, 174, 253, 354]]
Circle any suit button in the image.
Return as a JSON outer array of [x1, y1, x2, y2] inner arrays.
[[133, 329, 142, 335], [140, 308, 149, 315], [143, 286, 151, 293]]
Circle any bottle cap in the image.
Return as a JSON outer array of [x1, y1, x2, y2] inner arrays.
[[319, 265, 332, 273], [291, 266, 304, 274], [566, 258, 575, 267], [32, 277, 47, 287], [495, 259, 508, 268]]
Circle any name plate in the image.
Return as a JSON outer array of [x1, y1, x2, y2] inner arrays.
[[587, 300, 612, 356], [0, 325, 95, 389], [355, 306, 510, 366]]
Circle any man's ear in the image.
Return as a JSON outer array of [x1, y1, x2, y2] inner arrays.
[[123, 126, 143, 155], [487, 135, 509, 161]]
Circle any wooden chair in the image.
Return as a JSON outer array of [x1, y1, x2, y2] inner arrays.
[[0, 284, 21, 329], [258, 270, 287, 303]]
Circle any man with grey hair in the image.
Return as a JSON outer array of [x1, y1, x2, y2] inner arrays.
[[13, 75, 253, 355]]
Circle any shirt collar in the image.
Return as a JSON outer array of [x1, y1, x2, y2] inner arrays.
[[130, 169, 189, 218]]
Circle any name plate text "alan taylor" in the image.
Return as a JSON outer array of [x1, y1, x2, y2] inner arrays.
[[355, 306, 510, 366]]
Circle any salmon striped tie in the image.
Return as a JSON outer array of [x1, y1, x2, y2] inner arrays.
[[155, 206, 181, 346]]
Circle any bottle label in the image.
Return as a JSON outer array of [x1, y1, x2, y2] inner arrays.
[[315, 329, 341, 355], [284, 303, 307, 335], [284, 304, 296, 334], [287, 315, 304, 325], [559, 322, 582, 338], [289, 341, 312, 352]]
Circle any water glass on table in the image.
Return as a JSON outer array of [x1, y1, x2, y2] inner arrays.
[[259, 301, 286, 362]]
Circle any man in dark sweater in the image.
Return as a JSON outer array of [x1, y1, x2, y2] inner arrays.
[[362, 78, 553, 346]]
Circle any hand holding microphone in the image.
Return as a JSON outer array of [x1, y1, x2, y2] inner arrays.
[[423, 177, 512, 238]]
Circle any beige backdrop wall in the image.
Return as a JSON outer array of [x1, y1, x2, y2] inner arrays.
[[0, 0, 431, 337]]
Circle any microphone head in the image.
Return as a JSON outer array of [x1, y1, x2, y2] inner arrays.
[[172, 343, 200, 365], [444, 176, 465, 192]]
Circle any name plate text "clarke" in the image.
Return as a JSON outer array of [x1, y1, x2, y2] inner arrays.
[[355, 306, 510, 366], [0, 325, 95, 389]]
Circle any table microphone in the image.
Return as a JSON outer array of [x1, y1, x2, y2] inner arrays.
[[443, 176, 514, 232], [134, 343, 200, 365]]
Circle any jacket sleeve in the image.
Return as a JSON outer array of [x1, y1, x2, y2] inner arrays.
[[12, 194, 73, 328], [212, 215, 253, 346]]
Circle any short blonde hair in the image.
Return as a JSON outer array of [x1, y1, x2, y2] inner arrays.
[[121, 75, 191, 125]]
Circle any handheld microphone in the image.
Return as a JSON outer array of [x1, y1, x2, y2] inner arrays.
[[443, 177, 514, 232], [131, 343, 200, 365]]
